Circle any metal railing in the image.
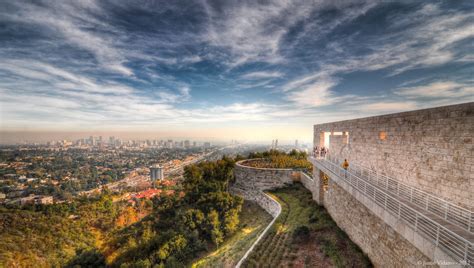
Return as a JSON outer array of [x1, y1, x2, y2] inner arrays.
[[324, 155, 473, 233], [310, 156, 473, 265]]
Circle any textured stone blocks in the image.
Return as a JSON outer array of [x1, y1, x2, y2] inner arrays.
[[313, 102, 473, 208]]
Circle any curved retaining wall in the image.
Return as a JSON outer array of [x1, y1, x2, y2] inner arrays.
[[230, 187, 280, 217], [233, 159, 296, 191], [231, 159, 289, 267]]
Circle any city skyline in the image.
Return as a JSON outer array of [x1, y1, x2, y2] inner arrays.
[[0, 1, 473, 142]]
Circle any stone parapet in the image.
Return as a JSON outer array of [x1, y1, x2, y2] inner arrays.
[[233, 159, 295, 191]]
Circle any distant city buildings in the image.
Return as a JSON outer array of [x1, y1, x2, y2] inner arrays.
[[271, 139, 279, 149], [24, 136, 214, 150]]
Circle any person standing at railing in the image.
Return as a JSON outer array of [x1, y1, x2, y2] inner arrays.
[[342, 159, 349, 178]]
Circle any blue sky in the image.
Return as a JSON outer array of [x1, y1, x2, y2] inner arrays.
[[0, 0, 473, 142]]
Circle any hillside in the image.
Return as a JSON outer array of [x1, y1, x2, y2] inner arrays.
[[244, 183, 372, 267], [192, 201, 272, 267], [0, 156, 256, 267]]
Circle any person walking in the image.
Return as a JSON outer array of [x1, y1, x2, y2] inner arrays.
[[342, 159, 349, 178]]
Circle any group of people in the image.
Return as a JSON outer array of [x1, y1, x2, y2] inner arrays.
[[313, 146, 350, 177], [313, 146, 329, 158]]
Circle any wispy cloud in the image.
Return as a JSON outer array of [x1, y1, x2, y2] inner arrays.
[[395, 81, 474, 99], [0, 0, 472, 138], [279, 2, 473, 111], [2, 1, 134, 76], [241, 71, 283, 80]]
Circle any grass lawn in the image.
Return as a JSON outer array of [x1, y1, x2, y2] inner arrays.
[[244, 183, 372, 268], [191, 200, 273, 268]]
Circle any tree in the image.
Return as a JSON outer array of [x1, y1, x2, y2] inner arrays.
[[207, 210, 223, 247], [183, 209, 204, 230], [223, 208, 240, 236]]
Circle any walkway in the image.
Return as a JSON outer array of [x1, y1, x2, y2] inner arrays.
[[309, 156, 473, 265]]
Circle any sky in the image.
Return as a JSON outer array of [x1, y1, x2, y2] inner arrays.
[[0, 0, 473, 143]]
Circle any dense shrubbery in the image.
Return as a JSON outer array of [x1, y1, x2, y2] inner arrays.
[[0, 192, 133, 267], [102, 156, 243, 267], [245, 149, 312, 171], [0, 156, 242, 267]]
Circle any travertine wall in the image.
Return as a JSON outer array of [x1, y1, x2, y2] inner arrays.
[[314, 102, 473, 208], [233, 159, 295, 191], [231, 159, 296, 217], [230, 188, 281, 218], [324, 179, 432, 267]]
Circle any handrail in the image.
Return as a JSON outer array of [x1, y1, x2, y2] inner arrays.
[[309, 156, 473, 265], [325, 154, 473, 233]]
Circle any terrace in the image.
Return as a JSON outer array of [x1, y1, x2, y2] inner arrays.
[[309, 155, 473, 265]]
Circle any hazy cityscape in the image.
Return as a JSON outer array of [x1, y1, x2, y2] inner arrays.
[[0, 0, 472, 267], [0, 138, 309, 205]]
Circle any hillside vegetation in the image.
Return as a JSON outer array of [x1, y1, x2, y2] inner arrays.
[[244, 183, 372, 268], [191, 201, 272, 268], [0, 192, 152, 267], [89, 156, 244, 267], [0, 156, 257, 267]]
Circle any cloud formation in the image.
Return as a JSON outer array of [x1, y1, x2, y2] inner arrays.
[[0, 0, 472, 140]]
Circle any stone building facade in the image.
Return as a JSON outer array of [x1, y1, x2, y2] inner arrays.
[[231, 102, 473, 267], [314, 102, 473, 208]]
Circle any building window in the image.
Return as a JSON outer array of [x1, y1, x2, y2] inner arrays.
[[343, 132, 349, 144], [379, 131, 387, 140]]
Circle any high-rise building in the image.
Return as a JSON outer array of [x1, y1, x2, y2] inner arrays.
[[204, 142, 211, 148], [150, 165, 164, 181], [295, 139, 298, 147], [184, 140, 190, 149], [89, 136, 95, 146]]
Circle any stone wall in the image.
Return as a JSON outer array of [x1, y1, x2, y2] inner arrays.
[[313, 102, 473, 208], [299, 170, 323, 203], [233, 159, 295, 191], [230, 187, 281, 218], [231, 159, 296, 217], [323, 179, 432, 267]]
